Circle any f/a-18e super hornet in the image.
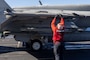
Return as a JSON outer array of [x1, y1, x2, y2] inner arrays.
[[0, 0, 90, 51]]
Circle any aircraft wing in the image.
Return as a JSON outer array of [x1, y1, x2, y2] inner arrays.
[[3, 9, 90, 27], [2, 9, 88, 31], [13, 10, 90, 18], [6, 9, 89, 24]]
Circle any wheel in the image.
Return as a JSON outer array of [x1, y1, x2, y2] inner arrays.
[[26, 40, 42, 51]]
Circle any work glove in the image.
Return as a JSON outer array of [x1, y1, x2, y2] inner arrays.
[[54, 14, 58, 18], [59, 14, 63, 18]]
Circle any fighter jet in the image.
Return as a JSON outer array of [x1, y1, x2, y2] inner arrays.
[[0, 0, 90, 51]]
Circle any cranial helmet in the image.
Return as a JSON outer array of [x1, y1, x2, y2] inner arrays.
[[57, 18, 65, 29]]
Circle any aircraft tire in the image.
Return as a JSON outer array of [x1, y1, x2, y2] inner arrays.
[[26, 40, 42, 51]]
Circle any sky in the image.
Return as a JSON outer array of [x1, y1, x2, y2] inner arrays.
[[5, 0, 90, 8]]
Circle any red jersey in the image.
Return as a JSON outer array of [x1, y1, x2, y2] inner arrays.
[[51, 17, 64, 43]]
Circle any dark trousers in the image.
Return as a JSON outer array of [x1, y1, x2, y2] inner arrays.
[[53, 41, 64, 60]]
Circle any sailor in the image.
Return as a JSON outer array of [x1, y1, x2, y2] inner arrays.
[[51, 15, 65, 60]]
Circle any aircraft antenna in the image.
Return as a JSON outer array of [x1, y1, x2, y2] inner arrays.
[[39, 0, 43, 5]]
